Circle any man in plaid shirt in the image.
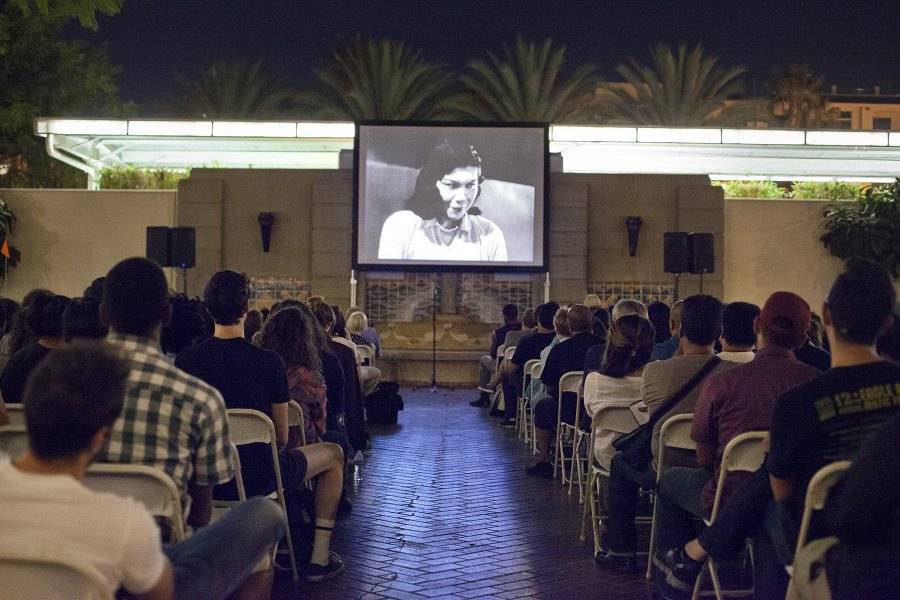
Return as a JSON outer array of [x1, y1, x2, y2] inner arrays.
[[98, 257, 233, 529]]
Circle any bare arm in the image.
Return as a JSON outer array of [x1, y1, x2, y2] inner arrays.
[[770, 475, 794, 503], [132, 559, 175, 600], [271, 402, 289, 451], [187, 484, 213, 529]]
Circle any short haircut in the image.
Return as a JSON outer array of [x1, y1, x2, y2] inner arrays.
[[647, 301, 671, 343], [553, 307, 571, 337], [592, 307, 610, 338], [612, 299, 647, 321], [82, 277, 106, 301], [536, 301, 560, 330], [521, 308, 537, 329], [307, 296, 335, 328], [827, 259, 896, 345], [203, 270, 249, 326], [102, 257, 169, 337], [347, 311, 368, 335], [670, 300, 685, 330], [566, 304, 593, 334], [244, 309, 263, 341], [680, 295, 724, 346], [502, 303, 518, 321], [26, 294, 70, 338], [62, 298, 108, 342], [722, 302, 761, 347], [24, 343, 130, 459]]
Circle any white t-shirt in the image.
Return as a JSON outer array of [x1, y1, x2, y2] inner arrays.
[[0, 457, 165, 597], [583, 373, 645, 470], [716, 350, 755, 364]]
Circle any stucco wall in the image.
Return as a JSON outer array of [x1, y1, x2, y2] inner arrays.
[[1, 189, 176, 299]]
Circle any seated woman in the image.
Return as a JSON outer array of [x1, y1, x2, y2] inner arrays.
[[377, 138, 507, 262], [346, 310, 382, 395], [583, 314, 654, 471]]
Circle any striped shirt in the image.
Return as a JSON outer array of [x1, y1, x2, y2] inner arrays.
[[98, 333, 233, 517]]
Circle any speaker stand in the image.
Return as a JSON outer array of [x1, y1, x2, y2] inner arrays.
[[673, 273, 681, 302], [180, 268, 188, 295], [699, 272, 704, 295], [413, 275, 451, 394]]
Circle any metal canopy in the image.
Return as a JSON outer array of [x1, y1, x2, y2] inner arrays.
[[34, 118, 900, 189]]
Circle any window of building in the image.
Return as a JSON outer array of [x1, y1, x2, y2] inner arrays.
[[872, 117, 892, 131], [836, 111, 852, 129]]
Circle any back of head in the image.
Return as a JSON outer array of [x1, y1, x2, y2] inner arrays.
[[502, 303, 518, 323], [244, 309, 262, 340], [203, 270, 249, 326], [670, 300, 685, 331], [62, 298, 108, 342], [0, 297, 20, 335], [331, 305, 347, 336], [260, 307, 321, 370], [24, 343, 130, 459], [592, 307, 610, 339], [8, 289, 52, 353], [680, 294, 724, 346], [612, 299, 648, 321], [601, 314, 656, 378], [536, 301, 560, 330], [758, 292, 810, 349], [807, 312, 824, 347], [307, 296, 335, 329], [553, 307, 571, 337], [722, 301, 761, 348], [347, 311, 368, 335], [161, 295, 207, 355], [827, 258, 896, 345], [566, 304, 593, 335], [647, 301, 671, 343], [521, 308, 536, 329], [82, 277, 106, 301], [102, 257, 169, 337], [26, 294, 71, 339]]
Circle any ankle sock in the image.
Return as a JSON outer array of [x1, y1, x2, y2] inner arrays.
[[310, 518, 335, 565]]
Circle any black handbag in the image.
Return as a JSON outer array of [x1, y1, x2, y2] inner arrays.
[[612, 356, 721, 472]]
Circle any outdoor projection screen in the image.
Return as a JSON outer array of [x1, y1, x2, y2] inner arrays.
[[353, 123, 549, 272]]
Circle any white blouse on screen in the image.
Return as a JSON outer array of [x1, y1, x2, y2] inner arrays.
[[377, 210, 508, 262]]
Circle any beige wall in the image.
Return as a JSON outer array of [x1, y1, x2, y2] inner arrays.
[[1, 189, 176, 299]]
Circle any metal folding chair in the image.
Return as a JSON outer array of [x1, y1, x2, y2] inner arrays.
[[2, 402, 24, 426], [554, 370, 584, 484], [0, 547, 111, 600], [519, 358, 541, 441], [0, 424, 29, 457]]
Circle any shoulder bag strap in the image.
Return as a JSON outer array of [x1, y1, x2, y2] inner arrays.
[[646, 356, 721, 429]]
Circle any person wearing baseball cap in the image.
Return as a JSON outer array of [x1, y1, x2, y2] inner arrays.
[[652, 290, 822, 597]]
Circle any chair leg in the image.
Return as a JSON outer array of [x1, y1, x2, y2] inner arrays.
[[568, 433, 578, 496], [579, 466, 591, 543], [591, 474, 602, 555], [691, 561, 707, 600], [645, 494, 660, 579], [277, 491, 300, 581], [708, 559, 725, 600]]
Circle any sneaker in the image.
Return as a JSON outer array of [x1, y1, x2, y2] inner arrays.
[[503, 417, 517, 427], [305, 551, 344, 582], [470, 391, 490, 407], [594, 550, 639, 573], [652, 548, 702, 594], [524, 461, 553, 478]]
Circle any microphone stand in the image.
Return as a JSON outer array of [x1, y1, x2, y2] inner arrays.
[[414, 274, 451, 393]]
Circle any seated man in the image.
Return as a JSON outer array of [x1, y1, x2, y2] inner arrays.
[[715, 301, 760, 363], [651, 300, 684, 362], [651, 292, 819, 596], [473, 303, 522, 406], [175, 270, 345, 580], [525, 307, 571, 409], [527, 304, 603, 477], [0, 343, 286, 600], [503, 307, 536, 349]]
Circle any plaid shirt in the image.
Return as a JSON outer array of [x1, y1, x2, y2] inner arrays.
[[99, 333, 233, 516]]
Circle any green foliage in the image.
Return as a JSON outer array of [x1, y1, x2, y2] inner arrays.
[[98, 167, 189, 189], [821, 178, 900, 277], [167, 60, 298, 119], [9, 0, 122, 30], [0, 197, 21, 272], [602, 43, 746, 126], [771, 65, 837, 128], [0, 3, 132, 188], [302, 36, 449, 120], [790, 181, 863, 200], [715, 180, 785, 198], [441, 37, 597, 122]]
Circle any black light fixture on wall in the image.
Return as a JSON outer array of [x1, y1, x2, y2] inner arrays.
[[625, 216, 643, 257], [258, 212, 274, 252]]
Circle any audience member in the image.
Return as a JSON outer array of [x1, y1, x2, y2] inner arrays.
[[475, 303, 521, 404], [584, 300, 646, 373], [876, 306, 900, 362], [591, 306, 610, 339], [293, 302, 347, 433], [527, 305, 603, 476], [0, 293, 70, 404], [0, 297, 19, 374], [346, 311, 373, 351], [651, 292, 820, 596], [716, 301, 760, 363], [651, 300, 684, 361], [82, 276, 105, 301], [648, 301, 672, 344], [794, 310, 832, 372], [504, 307, 536, 349], [98, 257, 233, 531], [344, 310, 382, 395], [244, 308, 262, 341], [0, 289, 52, 373], [330, 304, 351, 339], [523, 307, 572, 418], [160, 294, 208, 359], [62, 297, 108, 342], [348, 307, 383, 357], [596, 294, 735, 572], [0, 343, 286, 599]]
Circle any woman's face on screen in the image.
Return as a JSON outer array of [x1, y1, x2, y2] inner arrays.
[[435, 166, 480, 222]]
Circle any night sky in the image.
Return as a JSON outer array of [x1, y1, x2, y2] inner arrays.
[[73, 0, 900, 108]]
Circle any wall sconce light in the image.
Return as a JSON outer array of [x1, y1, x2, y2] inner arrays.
[[625, 216, 643, 257], [258, 212, 274, 252]]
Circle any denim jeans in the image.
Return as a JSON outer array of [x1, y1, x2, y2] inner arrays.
[[163, 497, 287, 600], [502, 370, 522, 419], [605, 452, 653, 555], [654, 466, 710, 551]]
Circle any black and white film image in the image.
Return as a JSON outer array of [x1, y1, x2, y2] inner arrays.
[[356, 125, 545, 269]]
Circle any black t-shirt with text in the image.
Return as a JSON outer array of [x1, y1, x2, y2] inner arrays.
[[766, 361, 900, 517]]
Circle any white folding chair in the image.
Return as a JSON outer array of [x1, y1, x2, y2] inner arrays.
[[568, 379, 591, 501], [2, 402, 24, 426], [84, 463, 186, 542], [0, 424, 29, 457], [519, 358, 541, 441], [494, 344, 506, 373], [212, 442, 248, 522], [528, 360, 544, 453], [287, 400, 308, 446], [690, 431, 768, 600], [356, 344, 375, 366], [646, 413, 697, 579], [554, 370, 584, 483], [0, 547, 111, 600], [783, 461, 851, 600], [580, 404, 645, 553], [227, 408, 299, 581]]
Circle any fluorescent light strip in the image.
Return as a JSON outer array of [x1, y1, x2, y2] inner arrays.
[[128, 121, 213, 136], [709, 174, 896, 183], [297, 122, 356, 138], [637, 127, 722, 144], [212, 122, 297, 137], [36, 119, 128, 136], [550, 126, 636, 142], [721, 129, 806, 145], [805, 131, 889, 146]]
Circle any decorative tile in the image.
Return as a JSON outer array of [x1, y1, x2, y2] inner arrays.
[[248, 276, 311, 310], [364, 273, 442, 323], [587, 281, 675, 307], [456, 274, 533, 324]]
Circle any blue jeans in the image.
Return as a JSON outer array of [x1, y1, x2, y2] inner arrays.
[[655, 466, 710, 551], [163, 497, 287, 600]]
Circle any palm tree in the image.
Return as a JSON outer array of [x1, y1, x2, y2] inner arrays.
[[442, 37, 596, 122], [302, 37, 449, 120], [167, 59, 296, 119], [601, 43, 746, 126], [771, 64, 837, 128]]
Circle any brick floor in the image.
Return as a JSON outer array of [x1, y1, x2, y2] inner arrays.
[[273, 388, 649, 600]]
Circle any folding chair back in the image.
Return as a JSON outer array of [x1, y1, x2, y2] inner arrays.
[[795, 461, 851, 555], [287, 400, 307, 446], [84, 463, 185, 541], [3, 403, 24, 426], [503, 346, 516, 361], [0, 547, 110, 600], [709, 431, 768, 520], [494, 344, 506, 371], [519, 358, 541, 440], [357, 344, 374, 366], [0, 424, 28, 457], [559, 370, 583, 398]]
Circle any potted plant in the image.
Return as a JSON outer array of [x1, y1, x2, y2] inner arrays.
[[820, 178, 899, 277], [0, 197, 20, 277]]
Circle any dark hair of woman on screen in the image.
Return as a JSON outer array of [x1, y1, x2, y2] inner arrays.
[[376, 138, 508, 262]]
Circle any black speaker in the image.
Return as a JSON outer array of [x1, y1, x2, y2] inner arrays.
[[169, 227, 196, 268], [663, 232, 690, 274], [689, 232, 715, 274], [146, 227, 171, 267]]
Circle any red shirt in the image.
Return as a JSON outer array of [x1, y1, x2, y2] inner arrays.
[[691, 346, 821, 508]]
